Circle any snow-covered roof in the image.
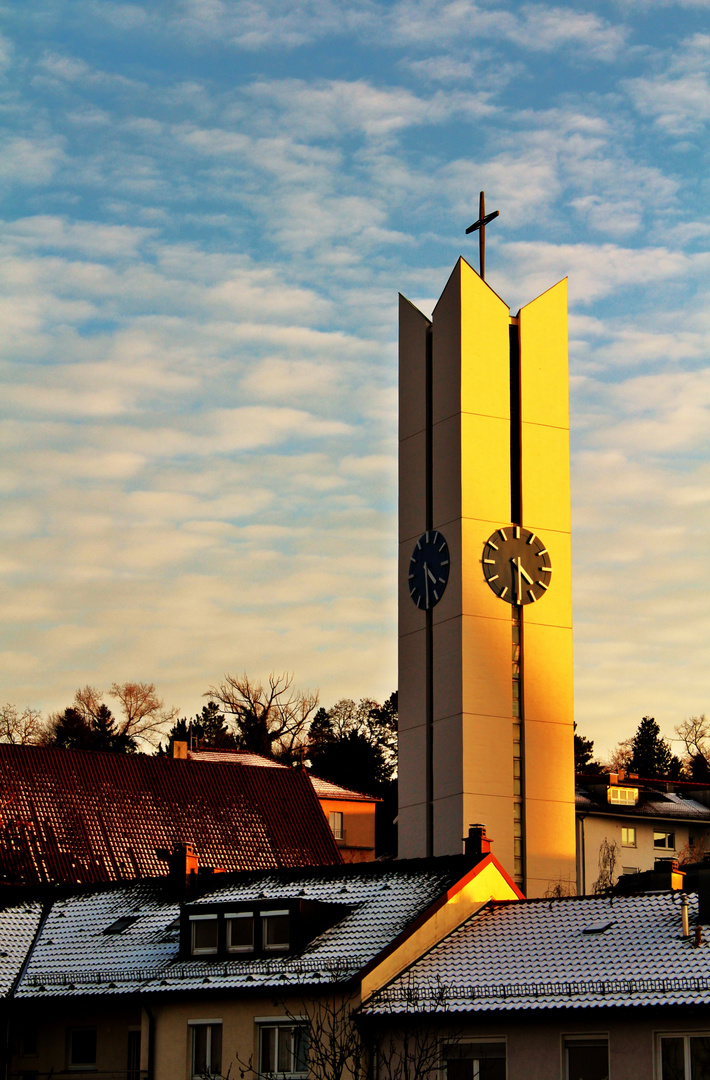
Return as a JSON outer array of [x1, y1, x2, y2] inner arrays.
[[363, 891, 710, 1015], [575, 781, 710, 821], [187, 749, 378, 803], [15, 857, 470, 999], [0, 901, 43, 996]]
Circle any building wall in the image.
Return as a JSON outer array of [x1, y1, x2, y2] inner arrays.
[[318, 797, 376, 862], [9, 1000, 142, 1077], [370, 1009, 710, 1080], [579, 813, 710, 893]]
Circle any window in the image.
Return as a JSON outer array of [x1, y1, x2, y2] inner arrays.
[[190, 1022, 222, 1079], [227, 913, 254, 953], [444, 1041, 506, 1080], [19, 1024, 37, 1057], [660, 1034, 710, 1078], [654, 832, 676, 850], [608, 786, 638, 805], [564, 1036, 608, 1080], [127, 1031, 141, 1080], [622, 827, 636, 847], [262, 910, 289, 952], [190, 915, 218, 955], [622, 866, 640, 876], [68, 1028, 97, 1070], [329, 811, 344, 840], [259, 1023, 308, 1077]]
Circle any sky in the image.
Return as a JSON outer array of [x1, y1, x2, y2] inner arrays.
[[0, 0, 709, 758]]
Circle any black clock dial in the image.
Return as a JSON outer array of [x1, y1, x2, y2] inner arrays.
[[482, 525, 552, 605], [409, 531, 450, 610]]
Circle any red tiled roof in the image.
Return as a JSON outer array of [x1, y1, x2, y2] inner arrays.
[[186, 749, 378, 803], [0, 745, 342, 886]]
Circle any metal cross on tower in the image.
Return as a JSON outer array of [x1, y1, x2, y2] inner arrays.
[[465, 190, 499, 281]]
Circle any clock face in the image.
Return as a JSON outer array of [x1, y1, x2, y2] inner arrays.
[[409, 531, 450, 610], [482, 525, 552, 605]]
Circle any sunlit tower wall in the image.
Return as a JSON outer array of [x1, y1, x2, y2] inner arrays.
[[398, 256, 576, 898]]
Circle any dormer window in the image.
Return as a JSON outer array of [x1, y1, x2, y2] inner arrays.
[[190, 914, 218, 955], [226, 913, 254, 954], [608, 786, 638, 805], [262, 910, 289, 952]]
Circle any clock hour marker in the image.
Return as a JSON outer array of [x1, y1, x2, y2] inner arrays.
[[499, 586, 508, 599], [439, 541, 446, 552], [416, 539, 421, 550], [441, 559, 449, 566], [527, 533, 536, 545], [488, 541, 498, 551], [514, 525, 520, 539], [527, 589, 536, 602], [483, 558, 495, 564], [499, 529, 507, 541], [538, 581, 548, 590], [537, 548, 548, 556], [433, 590, 439, 600], [438, 577, 445, 584], [488, 574, 499, 582], [539, 566, 552, 574]]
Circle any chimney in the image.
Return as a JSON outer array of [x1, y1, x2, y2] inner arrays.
[[615, 857, 684, 895], [169, 842, 198, 894], [173, 740, 188, 759], [464, 823, 492, 861]]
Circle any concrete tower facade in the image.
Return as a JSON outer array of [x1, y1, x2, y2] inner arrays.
[[398, 257, 576, 898]]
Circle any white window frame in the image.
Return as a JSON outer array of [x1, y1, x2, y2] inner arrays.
[[621, 826, 636, 848], [608, 786, 638, 804], [654, 831, 676, 850], [261, 909, 290, 952], [562, 1033, 609, 1080], [257, 1019, 309, 1078], [656, 1030, 710, 1079], [329, 811, 344, 840], [188, 1019, 223, 1080], [225, 911, 254, 954], [190, 913, 219, 956]]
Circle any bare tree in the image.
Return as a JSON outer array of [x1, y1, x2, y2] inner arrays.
[[109, 681, 179, 745], [207, 671, 319, 762], [0, 704, 44, 745], [592, 837, 619, 894], [44, 683, 178, 750], [676, 715, 710, 776], [605, 737, 634, 773]]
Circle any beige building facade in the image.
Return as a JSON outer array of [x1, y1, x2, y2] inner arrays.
[[398, 257, 576, 897]]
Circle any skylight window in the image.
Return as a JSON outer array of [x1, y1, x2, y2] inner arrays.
[[103, 916, 139, 935], [582, 920, 614, 934]]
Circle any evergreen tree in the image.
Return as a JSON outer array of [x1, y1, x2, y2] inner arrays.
[[574, 722, 602, 774], [628, 716, 681, 779], [46, 704, 136, 753], [157, 702, 238, 755], [307, 693, 398, 797]]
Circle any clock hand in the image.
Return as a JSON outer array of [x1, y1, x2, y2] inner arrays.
[[510, 556, 523, 603], [427, 567, 437, 583], [519, 564, 534, 586], [424, 562, 430, 608]]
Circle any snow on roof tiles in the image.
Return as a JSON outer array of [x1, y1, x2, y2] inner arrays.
[[0, 745, 342, 886], [186, 750, 377, 802], [0, 901, 43, 996], [363, 891, 710, 1014], [15, 858, 469, 999]]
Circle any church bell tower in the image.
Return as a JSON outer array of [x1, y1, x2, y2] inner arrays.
[[397, 232, 576, 897]]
